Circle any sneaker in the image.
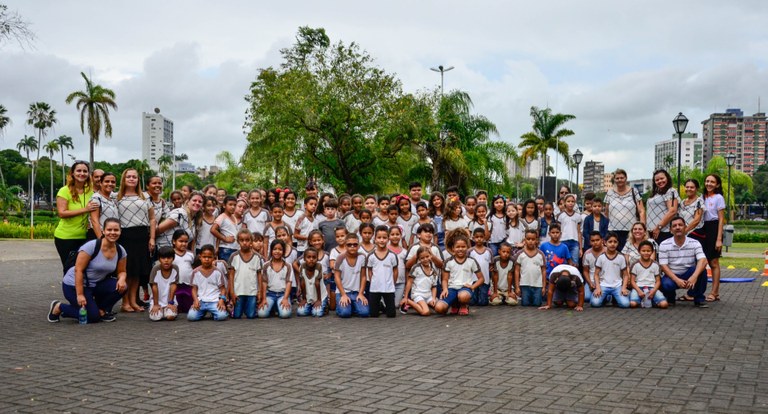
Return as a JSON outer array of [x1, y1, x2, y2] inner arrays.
[[458, 307, 469, 316], [399, 304, 409, 314], [101, 312, 117, 322], [449, 306, 459, 315], [47, 300, 60, 323], [694, 302, 709, 309]]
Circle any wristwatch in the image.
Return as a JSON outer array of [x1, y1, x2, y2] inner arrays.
[[168, 300, 175, 305], [219, 295, 227, 301]]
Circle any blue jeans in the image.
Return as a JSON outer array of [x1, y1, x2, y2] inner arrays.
[[187, 301, 229, 321], [471, 284, 490, 306], [583, 283, 592, 302], [489, 242, 501, 258], [629, 288, 668, 305], [520, 286, 543, 307], [60, 279, 123, 323], [297, 302, 325, 317], [233, 295, 257, 319], [335, 291, 370, 318], [218, 247, 237, 262], [257, 291, 292, 318], [563, 239, 579, 264], [661, 265, 707, 304], [590, 286, 630, 308]]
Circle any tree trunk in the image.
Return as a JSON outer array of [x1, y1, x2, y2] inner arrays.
[[50, 158, 54, 208], [60, 151, 65, 186], [89, 137, 95, 170]]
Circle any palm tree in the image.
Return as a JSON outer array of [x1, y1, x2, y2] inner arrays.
[[65, 72, 118, 166], [43, 140, 60, 206], [519, 106, 575, 195], [16, 135, 37, 162], [53, 135, 74, 186], [136, 159, 150, 188], [0, 183, 24, 222], [156, 155, 173, 181], [26, 102, 56, 228], [0, 104, 10, 185]]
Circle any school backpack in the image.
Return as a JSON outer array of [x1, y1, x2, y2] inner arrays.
[[63, 238, 124, 281]]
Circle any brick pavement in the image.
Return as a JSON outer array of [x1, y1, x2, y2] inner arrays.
[[1, 241, 768, 413]]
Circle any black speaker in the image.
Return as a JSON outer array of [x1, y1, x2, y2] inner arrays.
[[540, 176, 557, 203]]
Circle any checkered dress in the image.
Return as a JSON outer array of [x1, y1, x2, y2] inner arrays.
[[646, 188, 680, 232], [605, 188, 642, 231], [117, 195, 152, 228]]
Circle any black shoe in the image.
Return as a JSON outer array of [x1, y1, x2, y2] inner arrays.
[[694, 302, 709, 308], [399, 304, 408, 314], [101, 312, 117, 322], [47, 300, 60, 323]]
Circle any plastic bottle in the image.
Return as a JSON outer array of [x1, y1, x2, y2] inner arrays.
[[641, 288, 652, 308], [79, 306, 88, 325]]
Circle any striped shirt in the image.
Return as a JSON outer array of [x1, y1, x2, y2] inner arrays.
[[658, 237, 706, 275]]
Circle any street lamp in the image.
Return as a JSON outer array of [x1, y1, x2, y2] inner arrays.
[[430, 65, 454, 95], [25, 160, 35, 239], [672, 112, 689, 190], [572, 149, 583, 198], [725, 152, 736, 221]]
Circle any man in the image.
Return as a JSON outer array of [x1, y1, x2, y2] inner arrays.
[[408, 182, 425, 214], [658, 216, 709, 308], [91, 169, 104, 193]]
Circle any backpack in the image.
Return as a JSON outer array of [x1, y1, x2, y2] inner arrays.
[[63, 238, 124, 283]]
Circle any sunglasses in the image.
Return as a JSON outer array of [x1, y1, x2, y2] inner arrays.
[[346, 243, 359, 247]]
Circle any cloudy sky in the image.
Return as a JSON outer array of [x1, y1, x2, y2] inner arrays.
[[2, 0, 768, 183]]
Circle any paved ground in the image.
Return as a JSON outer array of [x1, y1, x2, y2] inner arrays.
[[1, 240, 768, 413]]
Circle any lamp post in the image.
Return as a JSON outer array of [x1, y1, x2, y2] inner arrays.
[[672, 112, 689, 190], [573, 149, 583, 199], [430, 65, 454, 95], [725, 152, 736, 222], [25, 160, 35, 239]]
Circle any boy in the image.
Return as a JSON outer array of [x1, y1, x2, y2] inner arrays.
[[580, 231, 604, 301], [294, 196, 318, 256], [582, 198, 608, 251], [491, 242, 518, 306], [539, 223, 574, 277], [373, 196, 390, 226], [629, 241, 669, 309], [211, 195, 240, 261], [228, 229, 263, 319], [334, 233, 370, 318], [409, 201, 436, 246], [364, 226, 399, 317], [318, 199, 345, 250], [581, 192, 596, 221], [342, 194, 364, 234], [539, 268, 585, 311], [514, 229, 547, 306], [408, 182, 425, 214], [149, 246, 179, 321], [468, 227, 493, 306], [384, 204, 400, 230]]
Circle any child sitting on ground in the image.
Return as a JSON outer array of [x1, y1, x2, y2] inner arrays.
[[187, 245, 229, 321], [149, 246, 179, 321], [401, 246, 438, 316], [629, 241, 669, 309], [435, 229, 484, 316]]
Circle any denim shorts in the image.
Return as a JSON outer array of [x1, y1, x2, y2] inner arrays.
[[629, 288, 667, 305], [439, 287, 473, 307]]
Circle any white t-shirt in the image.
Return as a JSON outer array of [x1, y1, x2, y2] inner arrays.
[[469, 248, 493, 285], [397, 214, 419, 242], [335, 253, 365, 293], [550, 264, 583, 283], [506, 221, 525, 245], [197, 217, 217, 250], [581, 249, 602, 284], [444, 217, 469, 233], [365, 250, 399, 293], [443, 256, 480, 289], [410, 264, 438, 299], [406, 244, 443, 271], [173, 251, 195, 285], [343, 211, 362, 235], [214, 214, 242, 250], [493, 257, 514, 291], [557, 211, 582, 242], [595, 252, 627, 289], [282, 209, 301, 234], [262, 261, 291, 293], [703, 194, 726, 222], [631, 261, 660, 287], [149, 264, 179, 307], [228, 251, 263, 297], [297, 256, 329, 302], [191, 267, 226, 302], [390, 247, 407, 284], [516, 250, 546, 287], [299, 265, 323, 303], [294, 213, 317, 251], [244, 209, 270, 235], [489, 214, 507, 243]]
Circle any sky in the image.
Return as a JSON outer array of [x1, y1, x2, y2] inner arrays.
[[2, 0, 768, 183]]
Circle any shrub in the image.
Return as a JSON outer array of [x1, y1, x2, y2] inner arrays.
[[0, 222, 56, 239], [733, 232, 768, 243]]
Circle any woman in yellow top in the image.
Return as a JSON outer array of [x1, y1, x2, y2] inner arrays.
[[54, 161, 98, 268]]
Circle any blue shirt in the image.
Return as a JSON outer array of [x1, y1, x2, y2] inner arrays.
[[539, 241, 572, 275], [62, 240, 127, 287]]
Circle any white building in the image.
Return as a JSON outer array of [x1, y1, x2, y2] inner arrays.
[[507, 155, 545, 179], [654, 132, 702, 172], [142, 111, 174, 172]]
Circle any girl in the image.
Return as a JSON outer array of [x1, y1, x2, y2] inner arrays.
[[172, 230, 195, 314], [387, 225, 408, 312], [364, 195, 377, 214], [157, 192, 204, 251], [401, 246, 438, 316], [197, 196, 218, 257], [263, 203, 289, 257], [145, 176, 169, 235], [701, 174, 726, 302], [210, 196, 242, 262], [170, 190, 184, 210], [505, 203, 525, 250], [468, 203, 490, 244], [557, 194, 583, 264], [359, 209, 373, 225], [148, 246, 179, 322], [469, 227, 493, 306], [116, 169, 156, 312], [244, 189, 271, 235], [591, 232, 630, 308], [435, 229, 483, 316], [628, 241, 668, 309], [202, 184, 218, 200], [257, 239, 293, 318], [521, 199, 540, 234], [410, 201, 436, 247], [88, 171, 119, 240], [181, 185, 194, 202], [646, 169, 679, 244], [275, 225, 298, 299], [364, 226, 399, 317], [443, 199, 468, 233], [464, 196, 477, 222], [54, 161, 97, 267], [359, 223, 375, 254], [488, 195, 507, 257], [265, 188, 278, 211], [397, 196, 418, 246], [187, 245, 229, 321], [342, 194, 364, 234], [296, 247, 324, 317], [621, 222, 656, 269], [338, 195, 352, 217], [281, 190, 301, 234], [539, 202, 556, 244], [307, 230, 332, 310], [429, 192, 446, 248]]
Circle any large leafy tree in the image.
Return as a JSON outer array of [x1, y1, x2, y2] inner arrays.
[[244, 27, 429, 193], [65, 72, 117, 167], [53, 135, 73, 186], [519, 106, 575, 193], [0, 183, 23, 221]]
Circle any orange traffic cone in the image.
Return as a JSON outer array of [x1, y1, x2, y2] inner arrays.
[[763, 249, 768, 277]]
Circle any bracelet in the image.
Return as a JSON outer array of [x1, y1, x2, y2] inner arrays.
[[219, 295, 227, 301]]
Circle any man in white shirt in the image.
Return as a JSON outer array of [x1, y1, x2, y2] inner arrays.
[[658, 216, 708, 307]]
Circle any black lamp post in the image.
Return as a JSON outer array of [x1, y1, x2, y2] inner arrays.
[[672, 112, 689, 190], [573, 149, 583, 198], [430, 65, 454, 95], [726, 152, 736, 222]]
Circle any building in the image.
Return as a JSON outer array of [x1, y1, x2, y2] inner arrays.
[[582, 160, 605, 194], [628, 178, 652, 194], [602, 173, 613, 193], [654, 132, 702, 171], [175, 161, 196, 174], [141, 111, 174, 172], [507, 155, 545, 179], [701, 108, 767, 175]]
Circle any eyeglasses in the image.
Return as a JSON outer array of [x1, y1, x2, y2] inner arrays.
[[346, 243, 359, 247], [560, 191, 568, 194]]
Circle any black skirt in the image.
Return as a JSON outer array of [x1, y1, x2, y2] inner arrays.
[[118, 226, 151, 284], [697, 220, 721, 260]]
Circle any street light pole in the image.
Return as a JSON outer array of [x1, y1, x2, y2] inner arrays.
[[573, 149, 583, 199], [725, 152, 736, 222], [430, 65, 454, 95], [672, 112, 689, 191]]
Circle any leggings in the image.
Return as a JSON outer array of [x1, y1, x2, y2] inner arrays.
[[61, 279, 123, 323], [368, 292, 396, 317]]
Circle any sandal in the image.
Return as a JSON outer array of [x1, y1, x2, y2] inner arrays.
[[676, 295, 694, 302], [706, 294, 720, 302], [458, 307, 469, 316], [121, 306, 136, 313]]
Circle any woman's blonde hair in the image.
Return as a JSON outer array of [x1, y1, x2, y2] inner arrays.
[[117, 168, 145, 201]]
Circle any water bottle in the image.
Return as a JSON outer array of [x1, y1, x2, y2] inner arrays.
[[78, 306, 88, 325], [641, 288, 652, 308]]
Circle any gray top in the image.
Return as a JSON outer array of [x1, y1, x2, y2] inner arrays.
[[62, 240, 127, 287]]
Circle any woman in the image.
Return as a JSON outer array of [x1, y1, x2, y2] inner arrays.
[[604, 169, 646, 251], [47, 218, 127, 323], [116, 169, 156, 312], [157, 191, 204, 251], [88, 172, 119, 240], [701, 174, 726, 302], [146, 176, 170, 230], [679, 179, 705, 238], [53, 161, 98, 267], [645, 169, 679, 244], [621, 222, 657, 268]]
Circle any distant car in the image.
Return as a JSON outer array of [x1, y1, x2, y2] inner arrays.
[[752, 217, 766, 222]]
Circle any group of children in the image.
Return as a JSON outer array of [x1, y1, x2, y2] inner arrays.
[[145, 183, 671, 322]]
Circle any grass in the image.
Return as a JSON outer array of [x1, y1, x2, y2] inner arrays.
[[720, 242, 766, 271]]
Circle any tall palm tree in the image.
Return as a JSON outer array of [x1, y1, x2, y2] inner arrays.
[[157, 154, 173, 181], [65, 72, 118, 166], [16, 135, 37, 162], [519, 106, 575, 194], [43, 140, 59, 206], [0, 104, 10, 185], [53, 135, 74, 186], [135, 159, 150, 188], [26, 102, 56, 225]]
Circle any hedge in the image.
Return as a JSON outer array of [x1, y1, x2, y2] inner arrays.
[[0, 223, 56, 239], [733, 232, 768, 243]]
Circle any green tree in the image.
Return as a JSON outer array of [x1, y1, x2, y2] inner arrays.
[[53, 135, 73, 186], [26, 102, 56, 208], [214, 151, 251, 194], [0, 183, 23, 222], [156, 155, 173, 182], [16, 135, 37, 162], [244, 26, 430, 193], [135, 159, 151, 188], [752, 164, 768, 205], [519, 106, 575, 193], [65, 72, 117, 167], [43, 140, 59, 205]]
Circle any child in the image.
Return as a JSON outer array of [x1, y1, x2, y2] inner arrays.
[[435, 229, 484, 316], [488, 195, 507, 257], [359, 223, 375, 254], [469, 227, 493, 306], [171, 230, 195, 313], [429, 192, 446, 248], [490, 242, 518, 306], [540, 223, 574, 277], [364, 226, 399, 317], [521, 199, 539, 234], [318, 199, 345, 250], [385, 205, 401, 233], [338, 195, 352, 217], [409, 201, 436, 247], [149, 246, 179, 321], [263, 203, 290, 257], [629, 241, 669, 309], [187, 245, 229, 321], [244, 189, 271, 235], [252, 232, 265, 261], [294, 196, 318, 257], [444, 199, 468, 233], [557, 194, 582, 264], [401, 246, 438, 316], [359, 209, 373, 226], [387, 225, 408, 312], [334, 233, 370, 318], [275, 226, 298, 299], [364, 195, 377, 214], [211, 195, 241, 262], [257, 239, 293, 318], [590, 232, 630, 308], [228, 229, 263, 319], [580, 231, 604, 302], [197, 196, 218, 257], [539, 268, 585, 311], [468, 203, 490, 244], [342, 194, 364, 234], [329, 226, 349, 270], [170, 190, 184, 209], [582, 198, 608, 252], [373, 196, 390, 226], [281, 190, 301, 233], [505, 203, 525, 250], [514, 229, 547, 306], [539, 202, 556, 244], [397, 196, 418, 242], [296, 247, 325, 317], [464, 195, 477, 222], [305, 230, 331, 310]]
